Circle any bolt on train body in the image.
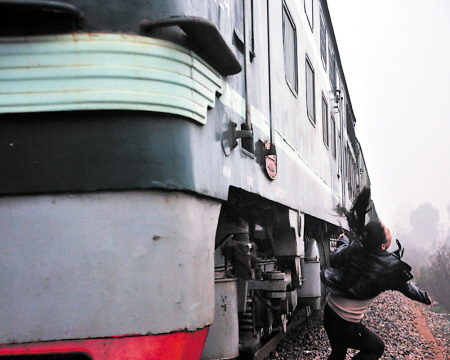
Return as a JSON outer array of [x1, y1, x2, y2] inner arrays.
[[0, 0, 377, 359]]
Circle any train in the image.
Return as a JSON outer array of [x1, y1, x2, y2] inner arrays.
[[0, 0, 378, 359]]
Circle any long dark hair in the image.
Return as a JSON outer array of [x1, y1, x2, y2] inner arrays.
[[337, 187, 386, 251]]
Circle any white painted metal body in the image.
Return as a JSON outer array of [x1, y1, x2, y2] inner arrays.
[[0, 191, 221, 343], [201, 278, 239, 360]]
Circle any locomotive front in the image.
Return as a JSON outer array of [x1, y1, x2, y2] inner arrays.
[[1, 0, 373, 359], [0, 0, 236, 359]]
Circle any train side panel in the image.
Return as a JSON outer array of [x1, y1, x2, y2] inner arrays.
[[0, 192, 220, 342], [0, 0, 374, 359]]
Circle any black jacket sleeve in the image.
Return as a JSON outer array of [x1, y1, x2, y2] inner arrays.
[[395, 281, 431, 305], [330, 235, 359, 268]]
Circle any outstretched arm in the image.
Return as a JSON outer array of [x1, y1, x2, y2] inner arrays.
[[395, 281, 432, 305]]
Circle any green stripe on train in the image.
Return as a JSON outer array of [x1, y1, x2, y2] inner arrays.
[[0, 33, 222, 125]]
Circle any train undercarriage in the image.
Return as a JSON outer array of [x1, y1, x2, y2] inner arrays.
[[202, 187, 336, 359]]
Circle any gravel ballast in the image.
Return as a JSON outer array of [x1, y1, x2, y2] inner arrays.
[[265, 291, 450, 359]]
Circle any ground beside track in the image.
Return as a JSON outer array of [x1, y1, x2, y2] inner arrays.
[[265, 291, 450, 359]]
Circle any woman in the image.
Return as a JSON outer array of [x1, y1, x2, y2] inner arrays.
[[321, 188, 432, 360]]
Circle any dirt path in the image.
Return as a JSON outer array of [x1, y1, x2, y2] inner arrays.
[[409, 300, 446, 360]]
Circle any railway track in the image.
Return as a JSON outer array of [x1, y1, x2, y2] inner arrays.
[[251, 307, 309, 360]]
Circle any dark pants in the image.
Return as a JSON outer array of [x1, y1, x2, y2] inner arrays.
[[323, 304, 384, 360]]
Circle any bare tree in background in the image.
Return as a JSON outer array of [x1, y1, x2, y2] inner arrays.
[[447, 204, 450, 238], [409, 203, 440, 247], [398, 203, 439, 273], [417, 238, 450, 311], [393, 203, 450, 311]]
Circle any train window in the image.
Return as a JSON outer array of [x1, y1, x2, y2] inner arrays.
[[322, 93, 329, 148], [305, 55, 315, 125], [347, 146, 355, 198], [352, 157, 357, 198], [304, 0, 313, 31], [283, 2, 298, 94], [343, 146, 347, 180], [351, 156, 354, 195], [338, 130, 342, 178], [349, 149, 352, 185], [331, 113, 337, 159], [249, 0, 255, 60], [320, 11, 327, 70], [328, 43, 336, 89]]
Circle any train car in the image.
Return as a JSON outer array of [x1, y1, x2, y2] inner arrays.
[[0, 0, 376, 359]]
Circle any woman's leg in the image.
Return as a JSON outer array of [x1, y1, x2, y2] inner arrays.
[[323, 304, 384, 360], [323, 304, 349, 360], [351, 323, 384, 360]]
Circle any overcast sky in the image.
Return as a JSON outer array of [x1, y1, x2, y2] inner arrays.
[[327, 0, 450, 240]]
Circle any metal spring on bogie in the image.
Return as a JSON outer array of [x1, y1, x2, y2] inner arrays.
[[239, 297, 254, 333]]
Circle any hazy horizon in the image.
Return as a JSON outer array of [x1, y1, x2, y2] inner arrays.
[[327, 0, 450, 244]]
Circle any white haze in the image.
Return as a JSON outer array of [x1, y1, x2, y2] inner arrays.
[[327, 0, 450, 243]]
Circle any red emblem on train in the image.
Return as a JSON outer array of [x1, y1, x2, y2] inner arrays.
[[265, 142, 277, 180]]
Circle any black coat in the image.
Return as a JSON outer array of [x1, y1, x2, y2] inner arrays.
[[320, 233, 431, 304]]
